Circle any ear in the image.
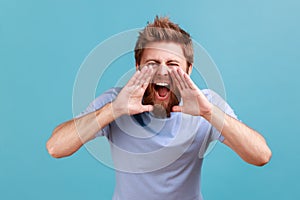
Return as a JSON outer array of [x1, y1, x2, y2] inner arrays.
[[135, 62, 139, 71], [187, 64, 193, 75]]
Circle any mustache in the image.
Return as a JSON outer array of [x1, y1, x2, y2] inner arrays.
[[151, 77, 171, 84], [151, 74, 174, 89]]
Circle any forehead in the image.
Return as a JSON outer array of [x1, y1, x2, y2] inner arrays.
[[141, 42, 186, 62]]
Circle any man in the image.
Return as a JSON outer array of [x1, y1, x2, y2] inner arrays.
[[46, 16, 272, 200]]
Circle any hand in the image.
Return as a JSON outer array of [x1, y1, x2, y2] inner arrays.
[[112, 66, 155, 117], [170, 68, 212, 116]]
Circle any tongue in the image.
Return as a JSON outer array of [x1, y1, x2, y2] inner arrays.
[[158, 86, 168, 97]]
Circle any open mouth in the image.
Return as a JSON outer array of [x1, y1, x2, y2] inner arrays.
[[154, 82, 170, 99]]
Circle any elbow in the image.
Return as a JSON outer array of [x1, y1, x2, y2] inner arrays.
[[46, 141, 60, 158], [255, 149, 272, 167], [46, 125, 70, 158], [46, 140, 74, 158], [46, 140, 66, 159]]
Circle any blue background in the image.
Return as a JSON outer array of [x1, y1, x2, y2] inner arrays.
[[1, 0, 299, 199]]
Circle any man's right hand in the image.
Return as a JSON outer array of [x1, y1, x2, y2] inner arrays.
[[112, 66, 155, 117]]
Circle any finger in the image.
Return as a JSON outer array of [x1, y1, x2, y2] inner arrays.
[[141, 105, 154, 112], [177, 68, 189, 89], [142, 67, 154, 89], [172, 105, 183, 112], [137, 66, 152, 87], [126, 70, 140, 86], [183, 73, 197, 89], [171, 69, 183, 91], [134, 66, 149, 87]]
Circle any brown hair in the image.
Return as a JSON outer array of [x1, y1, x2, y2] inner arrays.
[[134, 16, 194, 67]]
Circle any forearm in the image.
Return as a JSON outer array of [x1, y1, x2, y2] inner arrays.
[[46, 67, 154, 158], [203, 105, 272, 166], [46, 102, 116, 158]]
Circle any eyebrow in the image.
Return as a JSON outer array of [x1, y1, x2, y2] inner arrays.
[[144, 59, 160, 63], [166, 60, 180, 63], [144, 59, 180, 63]]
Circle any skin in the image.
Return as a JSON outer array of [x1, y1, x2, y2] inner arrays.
[[46, 42, 272, 166]]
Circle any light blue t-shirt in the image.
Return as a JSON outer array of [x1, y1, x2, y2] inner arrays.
[[78, 87, 237, 200]]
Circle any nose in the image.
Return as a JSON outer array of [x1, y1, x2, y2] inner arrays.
[[155, 64, 169, 77]]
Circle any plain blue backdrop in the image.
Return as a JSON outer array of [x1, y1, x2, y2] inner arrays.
[[1, 0, 299, 199]]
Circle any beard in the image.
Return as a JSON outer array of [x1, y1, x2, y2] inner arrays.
[[142, 83, 181, 118]]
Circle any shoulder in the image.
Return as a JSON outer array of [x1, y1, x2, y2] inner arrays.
[[201, 89, 225, 103], [79, 87, 122, 115], [201, 89, 237, 119], [92, 87, 122, 106], [95, 87, 122, 100]]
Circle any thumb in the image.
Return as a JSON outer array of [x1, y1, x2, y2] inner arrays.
[[172, 106, 183, 112], [141, 105, 154, 112]]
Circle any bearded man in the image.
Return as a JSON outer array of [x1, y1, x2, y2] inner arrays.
[[46, 16, 272, 200]]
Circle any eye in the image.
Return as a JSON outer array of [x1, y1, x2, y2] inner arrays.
[[168, 63, 179, 67], [146, 62, 159, 68]]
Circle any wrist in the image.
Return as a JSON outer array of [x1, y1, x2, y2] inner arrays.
[[202, 104, 228, 132], [111, 101, 125, 118], [201, 103, 213, 119]]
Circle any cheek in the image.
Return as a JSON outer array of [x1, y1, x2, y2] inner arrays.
[[180, 66, 189, 73]]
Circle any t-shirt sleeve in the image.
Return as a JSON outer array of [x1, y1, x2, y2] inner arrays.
[[206, 89, 238, 143], [199, 89, 238, 158], [75, 87, 121, 137]]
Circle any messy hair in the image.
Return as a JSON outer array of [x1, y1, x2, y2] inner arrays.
[[134, 16, 194, 67]]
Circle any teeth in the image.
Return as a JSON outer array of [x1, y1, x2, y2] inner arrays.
[[156, 82, 169, 86]]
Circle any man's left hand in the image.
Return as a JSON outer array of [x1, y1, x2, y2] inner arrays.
[[170, 68, 212, 117]]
